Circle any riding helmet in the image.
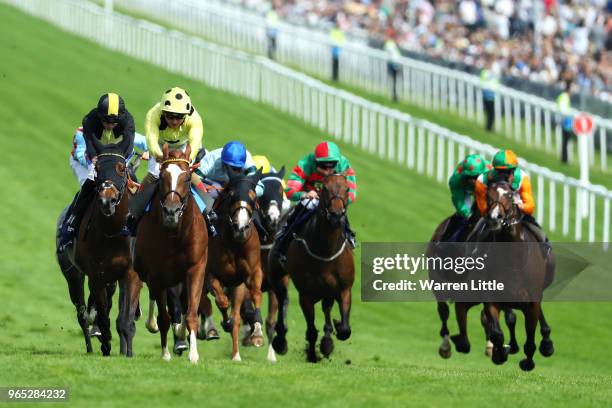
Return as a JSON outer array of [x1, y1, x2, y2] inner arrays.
[[97, 93, 125, 123], [161, 87, 192, 114], [221, 141, 247, 168], [492, 149, 519, 170]]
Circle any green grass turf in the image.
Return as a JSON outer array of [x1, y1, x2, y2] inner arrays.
[[105, 0, 612, 189], [0, 4, 611, 407]]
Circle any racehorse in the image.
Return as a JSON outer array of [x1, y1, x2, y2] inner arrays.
[[240, 167, 287, 362], [133, 145, 208, 363], [480, 181, 555, 371], [56, 143, 141, 356], [271, 173, 354, 363], [205, 170, 265, 361]]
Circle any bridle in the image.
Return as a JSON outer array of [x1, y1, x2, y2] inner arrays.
[[487, 186, 523, 229], [159, 157, 191, 218], [96, 152, 128, 206]]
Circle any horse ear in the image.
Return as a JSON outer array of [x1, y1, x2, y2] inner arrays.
[[277, 166, 286, 179], [184, 143, 191, 161], [162, 143, 169, 159]]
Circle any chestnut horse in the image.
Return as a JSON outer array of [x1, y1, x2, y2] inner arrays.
[[134, 145, 208, 363], [241, 167, 287, 362], [206, 170, 265, 361], [271, 174, 354, 362], [57, 144, 141, 356], [480, 181, 555, 371]]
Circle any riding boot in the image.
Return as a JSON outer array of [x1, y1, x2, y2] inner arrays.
[[59, 179, 96, 251], [203, 209, 218, 237], [344, 219, 357, 249], [522, 215, 552, 257], [126, 175, 158, 235], [273, 205, 304, 265], [440, 213, 467, 242], [252, 210, 268, 242]]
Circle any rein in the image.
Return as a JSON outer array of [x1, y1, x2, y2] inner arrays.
[[293, 234, 347, 262]]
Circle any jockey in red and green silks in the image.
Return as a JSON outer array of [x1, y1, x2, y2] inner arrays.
[[441, 154, 492, 241], [275, 141, 357, 264]]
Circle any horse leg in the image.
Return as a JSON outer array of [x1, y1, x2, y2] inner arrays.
[[480, 308, 493, 357], [91, 284, 111, 356], [64, 266, 92, 353], [485, 303, 508, 365], [437, 301, 451, 358], [209, 277, 232, 332], [299, 293, 319, 363], [451, 302, 475, 353], [266, 290, 279, 362], [185, 263, 205, 364], [240, 297, 255, 347], [231, 284, 247, 361], [145, 290, 159, 333], [116, 268, 141, 357], [538, 306, 554, 357], [519, 303, 540, 371], [168, 285, 187, 356], [154, 288, 172, 361], [334, 288, 352, 341], [320, 297, 335, 359], [504, 308, 520, 354], [271, 275, 289, 355], [198, 293, 219, 341], [246, 265, 264, 348]]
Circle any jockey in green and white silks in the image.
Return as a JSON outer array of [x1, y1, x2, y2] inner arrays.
[[441, 154, 492, 241]]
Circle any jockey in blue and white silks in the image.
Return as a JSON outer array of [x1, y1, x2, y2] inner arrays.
[[70, 126, 148, 186]]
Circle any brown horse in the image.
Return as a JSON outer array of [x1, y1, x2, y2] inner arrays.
[[480, 181, 555, 371], [205, 170, 265, 361], [134, 145, 208, 363], [60, 145, 141, 356], [271, 174, 355, 363]]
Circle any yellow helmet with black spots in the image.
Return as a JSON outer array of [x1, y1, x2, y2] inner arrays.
[[160, 87, 192, 114], [97, 93, 125, 123]]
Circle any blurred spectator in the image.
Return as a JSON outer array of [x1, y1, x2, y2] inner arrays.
[[558, 80, 574, 163], [385, 28, 402, 102], [481, 54, 501, 131], [230, 0, 611, 103], [330, 17, 346, 81], [266, 1, 281, 59]]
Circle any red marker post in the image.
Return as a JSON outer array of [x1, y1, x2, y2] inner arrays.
[[572, 113, 595, 218]]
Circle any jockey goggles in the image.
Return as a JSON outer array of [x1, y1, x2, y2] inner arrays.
[[163, 111, 186, 120], [316, 161, 337, 170]]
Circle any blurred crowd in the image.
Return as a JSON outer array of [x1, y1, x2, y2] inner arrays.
[[227, 0, 612, 103]]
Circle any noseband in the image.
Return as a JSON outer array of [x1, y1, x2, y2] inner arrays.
[[96, 152, 127, 203]]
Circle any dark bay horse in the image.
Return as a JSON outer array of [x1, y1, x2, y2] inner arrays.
[[57, 145, 141, 356], [272, 174, 355, 363], [134, 145, 208, 363], [240, 167, 287, 361], [480, 181, 555, 371], [206, 170, 265, 361]]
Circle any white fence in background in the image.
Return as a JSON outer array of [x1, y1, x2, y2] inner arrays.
[[113, 0, 611, 174], [5, 0, 610, 243]]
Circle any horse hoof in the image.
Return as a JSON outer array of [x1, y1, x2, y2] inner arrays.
[[161, 348, 171, 361], [101, 344, 111, 356], [221, 318, 234, 333], [507, 342, 520, 355], [539, 339, 554, 357], [519, 358, 535, 371], [90, 325, 102, 338], [306, 350, 320, 363], [439, 347, 452, 359], [173, 340, 188, 356], [450, 334, 470, 353], [335, 327, 351, 341], [491, 347, 508, 365], [267, 344, 277, 362], [272, 335, 288, 355], [145, 319, 159, 334], [251, 335, 264, 348], [232, 352, 242, 362], [320, 336, 334, 358], [206, 328, 220, 341], [485, 341, 493, 358]]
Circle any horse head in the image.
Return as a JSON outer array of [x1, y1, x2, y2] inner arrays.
[[486, 181, 521, 233], [158, 144, 198, 228], [319, 173, 350, 228], [94, 146, 128, 216], [220, 168, 263, 243], [259, 166, 285, 233]]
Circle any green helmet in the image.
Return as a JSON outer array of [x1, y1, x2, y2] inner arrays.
[[492, 149, 519, 170], [314, 141, 341, 162], [459, 154, 487, 177]]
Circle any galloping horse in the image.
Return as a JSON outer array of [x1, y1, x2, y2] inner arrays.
[[206, 170, 265, 361], [240, 167, 287, 362], [271, 173, 354, 363], [480, 181, 555, 371], [56, 143, 141, 356], [134, 145, 208, 363]]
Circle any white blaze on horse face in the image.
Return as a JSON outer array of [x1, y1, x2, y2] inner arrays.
[[497, 187, 507, 200], [167, 163, 186, 192], [267, 201, 280, 222], [237, 207, 249, 229], [490, 205, 500, 220]]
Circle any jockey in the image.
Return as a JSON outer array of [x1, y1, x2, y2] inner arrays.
[[441, 154, 492, 241], [59, 93, 135, 251], [71, 126, 148, 186], [127, 87, 204, 231], [191, 141, 266, 237], [274, 141, 357, 265], [252, 154, 290, 213], [474, 149, 547, 243]]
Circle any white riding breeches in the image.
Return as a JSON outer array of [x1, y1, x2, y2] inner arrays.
[[70, 156, 95, 186], [148, 143, 189, 178]]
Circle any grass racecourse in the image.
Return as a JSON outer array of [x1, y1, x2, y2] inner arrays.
[[1, 4, 612, 407]]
